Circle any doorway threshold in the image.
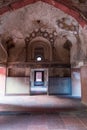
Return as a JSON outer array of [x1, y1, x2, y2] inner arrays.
[[30, 86, 47, 95], [31, 86, 47, 91]]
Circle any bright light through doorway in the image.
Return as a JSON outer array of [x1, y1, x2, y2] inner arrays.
[[36, 72, 42, 82]]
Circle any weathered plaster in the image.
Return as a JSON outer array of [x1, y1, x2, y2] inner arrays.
[[0, 1, 86, 66]]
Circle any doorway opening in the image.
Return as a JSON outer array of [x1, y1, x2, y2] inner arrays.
[[34, 71, 44, 86], [30, 69, 48, 95]]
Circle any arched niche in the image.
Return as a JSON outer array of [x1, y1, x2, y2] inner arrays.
[[27, 37, 52, 62]]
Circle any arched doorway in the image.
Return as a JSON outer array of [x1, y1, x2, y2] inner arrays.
[[28, 38, 52, 95], [30, 68, 48, 95]]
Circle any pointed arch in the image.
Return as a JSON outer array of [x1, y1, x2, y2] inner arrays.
[[0, 0, 86, 27]]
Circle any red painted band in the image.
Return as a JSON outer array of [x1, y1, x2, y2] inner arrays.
[[0, 0, 86, 27]]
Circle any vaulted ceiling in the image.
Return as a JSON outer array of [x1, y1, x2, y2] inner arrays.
[[0, 0, 87, 20], [0, 0, 87, 68]]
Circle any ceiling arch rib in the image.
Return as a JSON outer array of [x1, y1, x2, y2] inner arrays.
[[0, 0, 86, 27]]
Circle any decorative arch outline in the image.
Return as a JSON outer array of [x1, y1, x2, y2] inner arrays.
[[27, 37, 52, 61]]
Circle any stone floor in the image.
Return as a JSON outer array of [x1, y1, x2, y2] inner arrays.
[[0, 95, 87, 130]]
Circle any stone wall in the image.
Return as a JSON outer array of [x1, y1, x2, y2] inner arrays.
[[81, 66, 87, 104], [0, 1, 82, 65]]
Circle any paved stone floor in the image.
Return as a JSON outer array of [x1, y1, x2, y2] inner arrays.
[[0, 95, 87, 130]]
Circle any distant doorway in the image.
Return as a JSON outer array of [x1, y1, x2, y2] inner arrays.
[[34, 71, 44, 86], [30, 69, 48, 95]]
